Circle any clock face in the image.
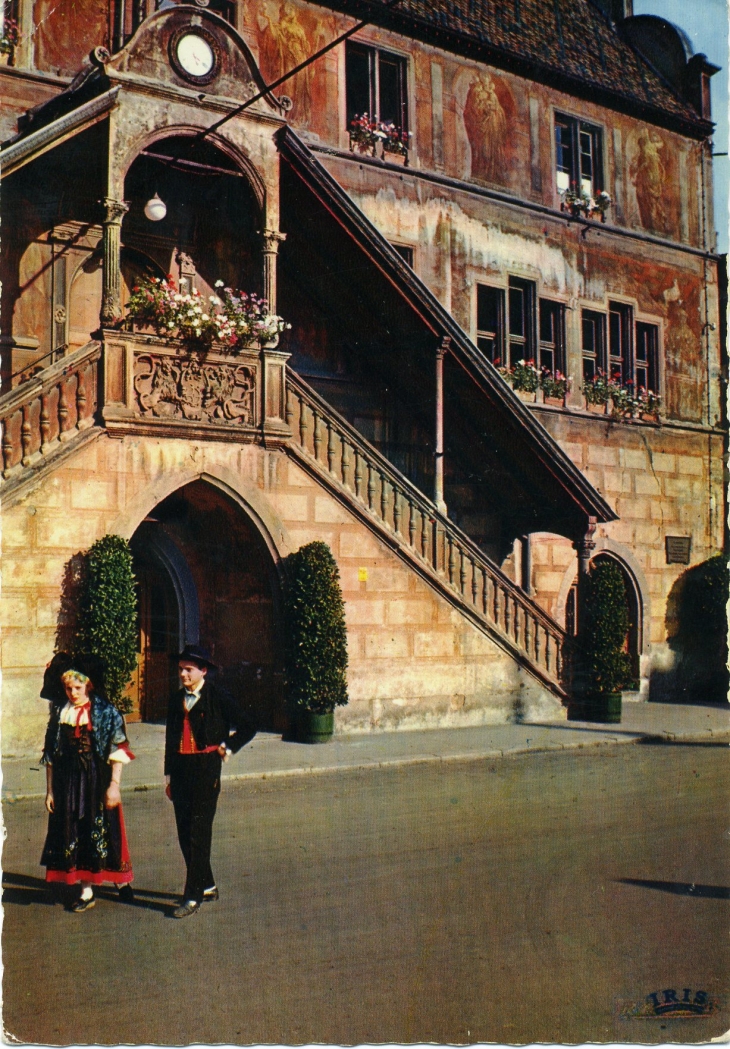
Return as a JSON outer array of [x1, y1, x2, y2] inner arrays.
[[176, 33, 215, 78]]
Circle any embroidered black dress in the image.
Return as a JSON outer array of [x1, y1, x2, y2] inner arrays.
[[40, 695, 134, 886]]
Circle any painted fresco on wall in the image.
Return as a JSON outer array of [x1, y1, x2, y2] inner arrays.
[[460, 72, 517, 186], [33, 0, 109, 77], [0, 0, 728, 1045], [255, 0, 335, 133], [628, 127, 679, 236]]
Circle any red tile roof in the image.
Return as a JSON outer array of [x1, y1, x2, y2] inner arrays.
[[321, 0, 709, 135]]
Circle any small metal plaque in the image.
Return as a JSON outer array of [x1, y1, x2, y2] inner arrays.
[[665, 536, 692, 565]]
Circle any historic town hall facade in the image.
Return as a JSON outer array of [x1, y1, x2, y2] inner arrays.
[[0, 0, 724, 752]]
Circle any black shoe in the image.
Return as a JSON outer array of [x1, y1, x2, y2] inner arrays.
[[173, 899, 201, 919], [117, 885, 134, 903], [202, 886, 219, 902], [71, 893, 96, 913]]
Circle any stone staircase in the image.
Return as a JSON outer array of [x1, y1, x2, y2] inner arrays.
[[0, 346, 572, 699], [0, 341, 101, 503], [286, 372, 571, 699]]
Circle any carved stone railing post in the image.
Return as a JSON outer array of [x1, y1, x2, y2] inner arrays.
[[100, 198, 129, 327], [261, 229, 287, 314]]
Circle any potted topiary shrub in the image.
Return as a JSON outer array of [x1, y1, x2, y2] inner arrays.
[[284, 541, 348, 742], [75, 535, 138, 714], [573, 559, 633, 723]]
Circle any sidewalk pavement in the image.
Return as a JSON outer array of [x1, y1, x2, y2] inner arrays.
[[3, 700, 728, 803]]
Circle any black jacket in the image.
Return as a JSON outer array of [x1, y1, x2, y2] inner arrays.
[[164, 681, 256, 774]]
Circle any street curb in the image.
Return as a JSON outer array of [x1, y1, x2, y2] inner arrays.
[[4, 729, 727, 802]]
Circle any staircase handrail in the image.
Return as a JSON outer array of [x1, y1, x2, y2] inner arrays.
[[0, 341, 101, 417], [287, 370, 571, 692]]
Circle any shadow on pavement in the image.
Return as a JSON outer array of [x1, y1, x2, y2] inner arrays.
[[617, 877, 730, 899], [637, 738, 729, 747], [2, 872, 179, 913], [526, 722, 641, 735]]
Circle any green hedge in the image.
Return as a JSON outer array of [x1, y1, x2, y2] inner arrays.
[[284, 541, 348, 714], [76, 535, 138, 713], [582, 559, 633, 695]]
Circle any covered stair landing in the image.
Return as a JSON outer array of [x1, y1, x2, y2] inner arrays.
[[277, 127, 616, 559]]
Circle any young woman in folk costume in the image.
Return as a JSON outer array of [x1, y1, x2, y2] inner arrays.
[[40, 653, 135, 912]]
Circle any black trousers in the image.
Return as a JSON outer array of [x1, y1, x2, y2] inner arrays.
[[169, 752, 221, 901]]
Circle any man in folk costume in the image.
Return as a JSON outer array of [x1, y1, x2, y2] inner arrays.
[[165, 644, 256, 918]]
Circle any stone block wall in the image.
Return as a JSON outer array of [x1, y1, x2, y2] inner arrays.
[[528, 409, 724, 685], [1, 431, 562, 755]]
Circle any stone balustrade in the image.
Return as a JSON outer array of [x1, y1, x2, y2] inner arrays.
[[286, 372, 570, 696], [0, 341, 100, 482], [100, 330, 290, 445]]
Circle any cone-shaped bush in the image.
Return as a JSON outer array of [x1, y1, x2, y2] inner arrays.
[[284, 541, 348, 714], [582, 559, 633, 695], [76, 535, 138, 712]]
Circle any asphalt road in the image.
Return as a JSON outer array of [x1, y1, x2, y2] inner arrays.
[[3, 743, 728, 1045]]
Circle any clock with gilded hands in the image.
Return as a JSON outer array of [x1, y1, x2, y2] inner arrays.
[[170, 25, 221, 85]]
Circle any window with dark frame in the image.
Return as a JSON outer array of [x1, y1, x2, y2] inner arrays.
[[582, 305, 660, 393], [609, 301, 633, 384], [635, 322, 659, 392], [391, 244, 414, 267], [508, 277, 535, 366], [476, 284, 504, 364], [478, 282, 564, 372], [582, 309, 606, 380], [555, 113, 603, 198], [346, 41, 408, 132], [538, 300, 566, 373]]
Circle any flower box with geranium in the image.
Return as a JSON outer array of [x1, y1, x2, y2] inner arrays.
[[0, 16, 19, 60], [582, 371, 661, 420], [379, 121, 411, 162], [498, 358, 540, 394], [349, 113, 410, 162], [560, 184, 612, 223], [498, 360, 571, 404], [125, 275, 290, 350]]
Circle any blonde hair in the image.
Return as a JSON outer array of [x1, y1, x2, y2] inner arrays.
[[60, 670, 92, 690]]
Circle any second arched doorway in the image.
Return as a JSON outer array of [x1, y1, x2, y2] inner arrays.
[[126, 479, 286, 730]]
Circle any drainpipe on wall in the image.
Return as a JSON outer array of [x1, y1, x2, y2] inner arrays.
[[434, 336, 449, 514]]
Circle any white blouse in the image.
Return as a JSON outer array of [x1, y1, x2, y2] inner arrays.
[[59, 702, 132, 763]]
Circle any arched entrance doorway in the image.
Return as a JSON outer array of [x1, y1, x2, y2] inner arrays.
[[127, 479, 285, 730], [565, 552, 642, 689]]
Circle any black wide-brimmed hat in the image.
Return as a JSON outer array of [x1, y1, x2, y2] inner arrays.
[[177, 644, 219, 670], [40, 651, 107, 702]]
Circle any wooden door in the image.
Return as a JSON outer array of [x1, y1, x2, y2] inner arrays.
[[125, 565, 179, 722]]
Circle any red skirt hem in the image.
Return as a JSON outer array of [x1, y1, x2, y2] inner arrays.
[[45, 869, 133, 885]]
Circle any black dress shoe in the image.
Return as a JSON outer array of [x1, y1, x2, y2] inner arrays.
[[202, 886, 219, 902], [173, 899, 201, 919], [71, 894, 96, 913], [117, 885, 134, 903]]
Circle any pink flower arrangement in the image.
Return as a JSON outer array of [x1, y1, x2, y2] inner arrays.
[[1, 16, 19, 55], [348, 114, 411, 159], [125, 275, 290, 349]]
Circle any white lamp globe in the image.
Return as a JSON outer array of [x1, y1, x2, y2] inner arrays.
[[144, 193, 167, 222]]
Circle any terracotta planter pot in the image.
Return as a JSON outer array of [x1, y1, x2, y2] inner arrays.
[[383, 150, 408, 166], [586, 401, 608, 415], [514, 388, 538, 403]]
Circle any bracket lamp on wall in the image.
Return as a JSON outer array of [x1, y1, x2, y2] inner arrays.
[[144, 193, 167, 221]]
